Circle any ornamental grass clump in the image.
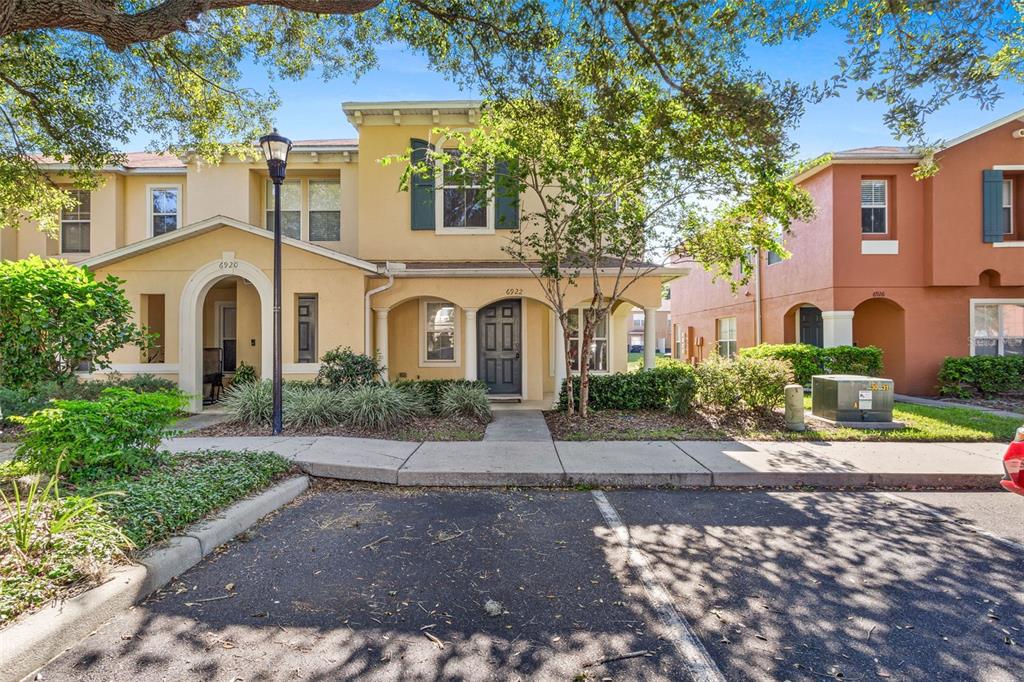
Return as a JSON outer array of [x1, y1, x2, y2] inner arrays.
[[342, 384, 425, 431], [221, 379, 273, 426], [283, 386, 347, 428], [439, 382, 492, 422]]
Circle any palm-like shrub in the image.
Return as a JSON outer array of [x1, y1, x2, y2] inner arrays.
[[284, 386, 347, 428], [342, 384, 425, 431], [439, 383, 491, 422], [221, 379, 273, 426]]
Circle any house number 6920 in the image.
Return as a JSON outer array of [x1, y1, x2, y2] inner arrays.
[[219, 260, 238, 269]]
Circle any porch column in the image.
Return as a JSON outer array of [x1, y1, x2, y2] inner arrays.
[[643, 307, 657, 369], [553, 314, 566, 404], [374, 307, 390, 382], [822, 310, 854, 347], [464, 307, 478, 381]]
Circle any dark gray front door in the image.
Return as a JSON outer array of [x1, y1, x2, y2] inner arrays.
[[799, 307, 824, 347], [478, 299, 522, 395]]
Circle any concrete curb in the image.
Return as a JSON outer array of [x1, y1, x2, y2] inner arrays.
[[1, 475, 309, 682]]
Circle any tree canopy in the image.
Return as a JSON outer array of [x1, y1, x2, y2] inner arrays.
[[1, 0, 1021, 231]]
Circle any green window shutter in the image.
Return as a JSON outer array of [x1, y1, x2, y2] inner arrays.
[[410, 138, 435, 230], [982, 169, 1004, 243], [494, 158, 519, 229]]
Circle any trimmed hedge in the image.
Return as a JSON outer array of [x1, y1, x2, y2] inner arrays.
[[938, 355, 1024, 398], [558, 364, 695, 411], [738, 343, 883, 385]]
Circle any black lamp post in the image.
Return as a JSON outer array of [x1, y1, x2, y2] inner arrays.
[[259, 129, 292, 435]]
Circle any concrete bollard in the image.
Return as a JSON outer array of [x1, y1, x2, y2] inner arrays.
[[784, 384, 805, 431]]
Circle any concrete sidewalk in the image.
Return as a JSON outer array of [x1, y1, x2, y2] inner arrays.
[[163, 435, 1007, 489]]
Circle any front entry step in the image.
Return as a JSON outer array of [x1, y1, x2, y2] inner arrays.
[[488, 395, 522, 403]]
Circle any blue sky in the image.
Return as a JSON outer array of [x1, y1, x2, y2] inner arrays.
[[128, 30, 1022, 159]]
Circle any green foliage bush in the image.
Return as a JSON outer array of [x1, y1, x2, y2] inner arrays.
[[14, 388, 187, 482], [693, 354, 742, 409], [283, 386, 348, 428], [317, 347, 384, 388], [0, 375, 178, 425], [82, 450, 291, 547], [558, 364, 695, 411], [232, 361, 258, 385], [342, 384, 426, 430], [738, 343, 883, 385], [667, 369, 698, 416], [734, 355, 794, 410], [221, 379, 273, 426], [439, 383, 492, 422], [937, 355, 1024, 397], [397, 379, 488, 414], [0, 256, 153, 387]]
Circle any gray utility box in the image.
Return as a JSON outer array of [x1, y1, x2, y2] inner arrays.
[[811, 375, 894, 422]]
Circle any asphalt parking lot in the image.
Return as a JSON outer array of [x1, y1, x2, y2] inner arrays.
[[41, 484, 1024, 681]]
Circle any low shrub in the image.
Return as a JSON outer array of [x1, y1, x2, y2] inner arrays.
[[317, 347, 384, 389], [81, 450, 291, 547], [221, 379, 273, 426], [693, 354, 742, 409], [284, 386, 347, 428], [734, 355, 794, 410], [937, 355, 1024, 397], [739, 344, 883, 385], [343, 384, 425, 431], [439, 383, 492, 422], [232, 361, 258, 385], [0, 375, 178, 425], [558, 364, 695, 411], [15, 388, 187, 482], [667, 369, 698, 416], [397, 379, 488, 414]]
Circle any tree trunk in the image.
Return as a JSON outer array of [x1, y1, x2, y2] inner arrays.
[[562, 323, 576, 416], [578, 309, 596, 419]]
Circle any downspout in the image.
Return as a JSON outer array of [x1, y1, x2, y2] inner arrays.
[[754, 249, 763, 345], [364, 265, 395, 355]]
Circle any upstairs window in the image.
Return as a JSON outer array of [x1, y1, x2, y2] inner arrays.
[[1002, 179, 1014, 234], [60, 189, 90, 253], [441, 149, 488, 230], [717, 316, 737, 357], [861, 179, 887, 234], [767, 250, 783, 265], [309, 180, 341, 241], [149, 185, 180, 236], [265, 179, 301, 239]]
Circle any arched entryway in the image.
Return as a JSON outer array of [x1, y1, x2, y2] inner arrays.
[[853, 297, 906, 389], [180, 258, 272, 412], [783, 303, 824, 346]]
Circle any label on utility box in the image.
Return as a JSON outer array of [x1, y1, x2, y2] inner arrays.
[[858, 390, 873, 410]]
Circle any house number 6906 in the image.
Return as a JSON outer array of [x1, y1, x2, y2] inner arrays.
[[219, 260, 238, 269]]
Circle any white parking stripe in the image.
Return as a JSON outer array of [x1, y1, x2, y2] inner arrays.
[[591, 490, 726, 682]]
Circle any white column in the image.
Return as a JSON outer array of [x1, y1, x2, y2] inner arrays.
[[822, 310, 854, 347], [464, 307, 478, 381], [374, 308, 390, 382], [553, 314, 566, 403], [643, 307, 657, 369]]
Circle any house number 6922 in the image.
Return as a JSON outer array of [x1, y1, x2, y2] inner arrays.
[[505, 288, 523, 296], [219, 260, 238, 269]]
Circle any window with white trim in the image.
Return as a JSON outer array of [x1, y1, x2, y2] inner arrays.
[[309, 179, 341, 241], [860, 179, 887, 234], [422, 299, 457, 364], [972, 302, 1024, 356], [566, 308, 609, 372], [60, 189, 90, 253], [440, 148, 489, 231], [265, 179, 301, 239], [149, 185, 180, 236], [1002, 179, 1014, 234], [717, 317, 737, 358]]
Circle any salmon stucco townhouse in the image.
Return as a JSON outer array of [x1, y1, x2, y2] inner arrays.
[[669, 108, 1024, 396], [3, 101, 680, 412]]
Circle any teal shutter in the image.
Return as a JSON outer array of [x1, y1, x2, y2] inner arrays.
[[494, 158, 519, 229], [410, 138, 435, 230], [982, 169, 1004, 243]]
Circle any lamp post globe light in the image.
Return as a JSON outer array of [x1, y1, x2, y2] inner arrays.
[[259, 129, 292, 435]]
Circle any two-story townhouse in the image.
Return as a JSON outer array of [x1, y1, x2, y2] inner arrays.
[[669, 108, 1024, 395], [3, 101, 679, 412]]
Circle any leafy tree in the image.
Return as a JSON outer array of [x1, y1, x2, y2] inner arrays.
[[0, 256, 153, 386], [1, 1, 1021, 230]]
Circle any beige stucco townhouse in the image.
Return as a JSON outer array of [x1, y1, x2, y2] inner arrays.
[[3, 101, 683, 412]]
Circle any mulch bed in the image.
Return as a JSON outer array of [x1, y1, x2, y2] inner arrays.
[[188, 414, 487, 441], [543, 407, 790, 441], [932, 395, 1024, 414]]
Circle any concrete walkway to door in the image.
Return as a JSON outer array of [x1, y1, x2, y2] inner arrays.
[[483, 410, 552, 441]]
